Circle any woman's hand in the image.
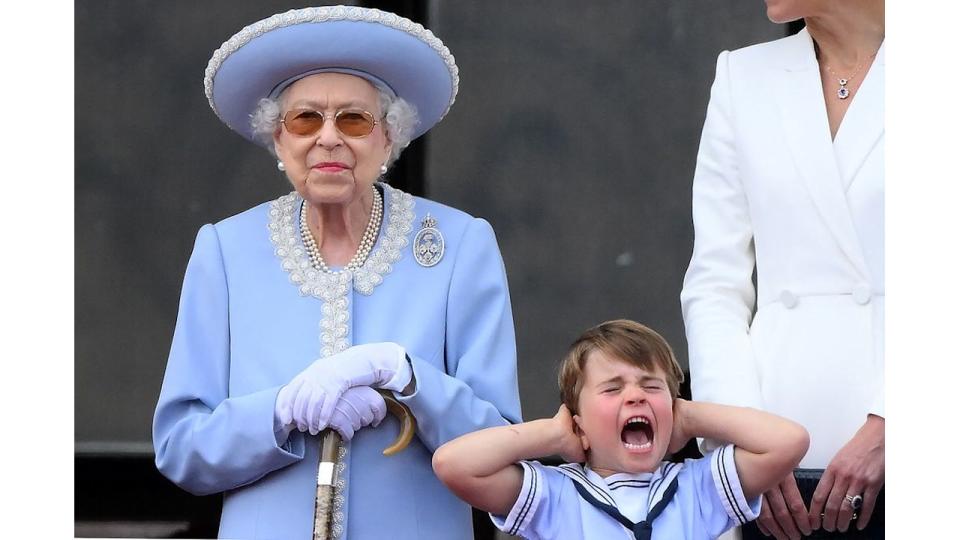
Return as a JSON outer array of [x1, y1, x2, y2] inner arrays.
[[755, 473, 812, 540], [325, 386, 387, 440], [552, 405, 586, 463], [809, 414, 884, 532], [276, 342, 410, 434]]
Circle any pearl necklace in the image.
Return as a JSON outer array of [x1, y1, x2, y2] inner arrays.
[[300, 187, 383, 273]]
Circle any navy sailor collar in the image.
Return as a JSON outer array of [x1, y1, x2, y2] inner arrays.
[[554, 461, 683, 522]]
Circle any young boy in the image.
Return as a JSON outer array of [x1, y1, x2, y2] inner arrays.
[[433, 320, 809, 539]]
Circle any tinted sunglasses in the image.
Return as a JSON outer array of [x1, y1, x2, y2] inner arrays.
[[281, 108, 380, 138]]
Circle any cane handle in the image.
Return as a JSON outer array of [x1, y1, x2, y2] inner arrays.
[[378, 390, 416, 456]]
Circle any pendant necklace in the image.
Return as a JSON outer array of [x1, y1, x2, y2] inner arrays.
[[821, 50, 878, 100], [824, 62, 861, 100]]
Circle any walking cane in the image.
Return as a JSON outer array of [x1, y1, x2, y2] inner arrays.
[[313, 390, 417, 540]]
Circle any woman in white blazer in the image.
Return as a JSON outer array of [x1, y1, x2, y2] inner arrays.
[[680, 1, 884, 539]]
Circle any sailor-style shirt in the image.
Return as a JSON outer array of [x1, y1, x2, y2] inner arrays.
[[491, 444, 760, 540]]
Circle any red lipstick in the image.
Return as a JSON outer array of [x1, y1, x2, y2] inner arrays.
[[313, 161, 350, 172]]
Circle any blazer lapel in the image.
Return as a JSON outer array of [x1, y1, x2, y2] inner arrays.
[[772, 28, 869, 277], [833, 42, 885, 191]]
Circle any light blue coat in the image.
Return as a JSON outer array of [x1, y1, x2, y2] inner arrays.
[[153, 184, 522, 539]]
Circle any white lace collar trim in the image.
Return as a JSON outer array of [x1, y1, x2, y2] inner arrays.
[[267, 183, 416, 299]]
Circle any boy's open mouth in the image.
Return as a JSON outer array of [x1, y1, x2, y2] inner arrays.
[[621, 416, 654, 451]]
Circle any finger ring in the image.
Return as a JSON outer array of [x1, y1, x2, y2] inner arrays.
[[844, 494, 864, 511]]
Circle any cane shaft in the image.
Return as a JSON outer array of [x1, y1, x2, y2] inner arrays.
[[313, 430, 342, 540], [312, 392, 416, 539]]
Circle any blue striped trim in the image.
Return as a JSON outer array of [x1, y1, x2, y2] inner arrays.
[[717, 445, 748, 524], [556, 464, 616, 506], [608, 479, 652, 490], [508, 461, 538, 536], [646, 462, 680, 513], [645, 462, 670, 509]]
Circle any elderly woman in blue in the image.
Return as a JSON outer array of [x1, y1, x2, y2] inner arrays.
[[152, 6, 521, 540]]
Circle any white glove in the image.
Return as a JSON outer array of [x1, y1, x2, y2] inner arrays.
[[326, 386, 387, 439], [275, 342, 410, 434]]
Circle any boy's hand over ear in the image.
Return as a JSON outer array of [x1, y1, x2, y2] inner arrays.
[[552, 405, 588, 463], [668, 398, 691, 453], [554, 405, 587, 463]]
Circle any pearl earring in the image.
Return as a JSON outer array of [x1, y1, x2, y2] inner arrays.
[[277, 161, 285, 171], [380, 164, 388, 175]]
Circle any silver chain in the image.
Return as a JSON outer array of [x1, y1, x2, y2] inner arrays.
[[819, 44, 879, 100]]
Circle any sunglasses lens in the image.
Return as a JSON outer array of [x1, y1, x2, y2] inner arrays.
[[285, 110, 324, 136], [336, 111, 376, 137], [283, 110, 376, 137]]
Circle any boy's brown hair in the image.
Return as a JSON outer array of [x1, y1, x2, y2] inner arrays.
[[558, 319, 685, 413]]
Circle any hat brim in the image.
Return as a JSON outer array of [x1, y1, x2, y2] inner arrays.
[[206, 7, 458, 146]]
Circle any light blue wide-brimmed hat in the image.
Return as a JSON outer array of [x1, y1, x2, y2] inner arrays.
[[204, 5, 459, 146]]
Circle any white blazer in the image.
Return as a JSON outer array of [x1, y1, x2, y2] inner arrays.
[[681, 28, 884, 468]]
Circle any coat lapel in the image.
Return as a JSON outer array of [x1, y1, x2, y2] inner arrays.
[[833, 43, 884, 191], [772, 28, 869, 277]]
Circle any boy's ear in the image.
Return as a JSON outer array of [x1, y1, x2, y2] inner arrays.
[[572, 414, 590, 451]]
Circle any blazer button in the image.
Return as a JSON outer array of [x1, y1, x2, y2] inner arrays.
[[853, 284, 872, 305], [779, 290, 798, 309]]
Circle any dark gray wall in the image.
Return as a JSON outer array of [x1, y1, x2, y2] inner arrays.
[[76, 1, 783, 449], [427, 2, 782, 421]]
